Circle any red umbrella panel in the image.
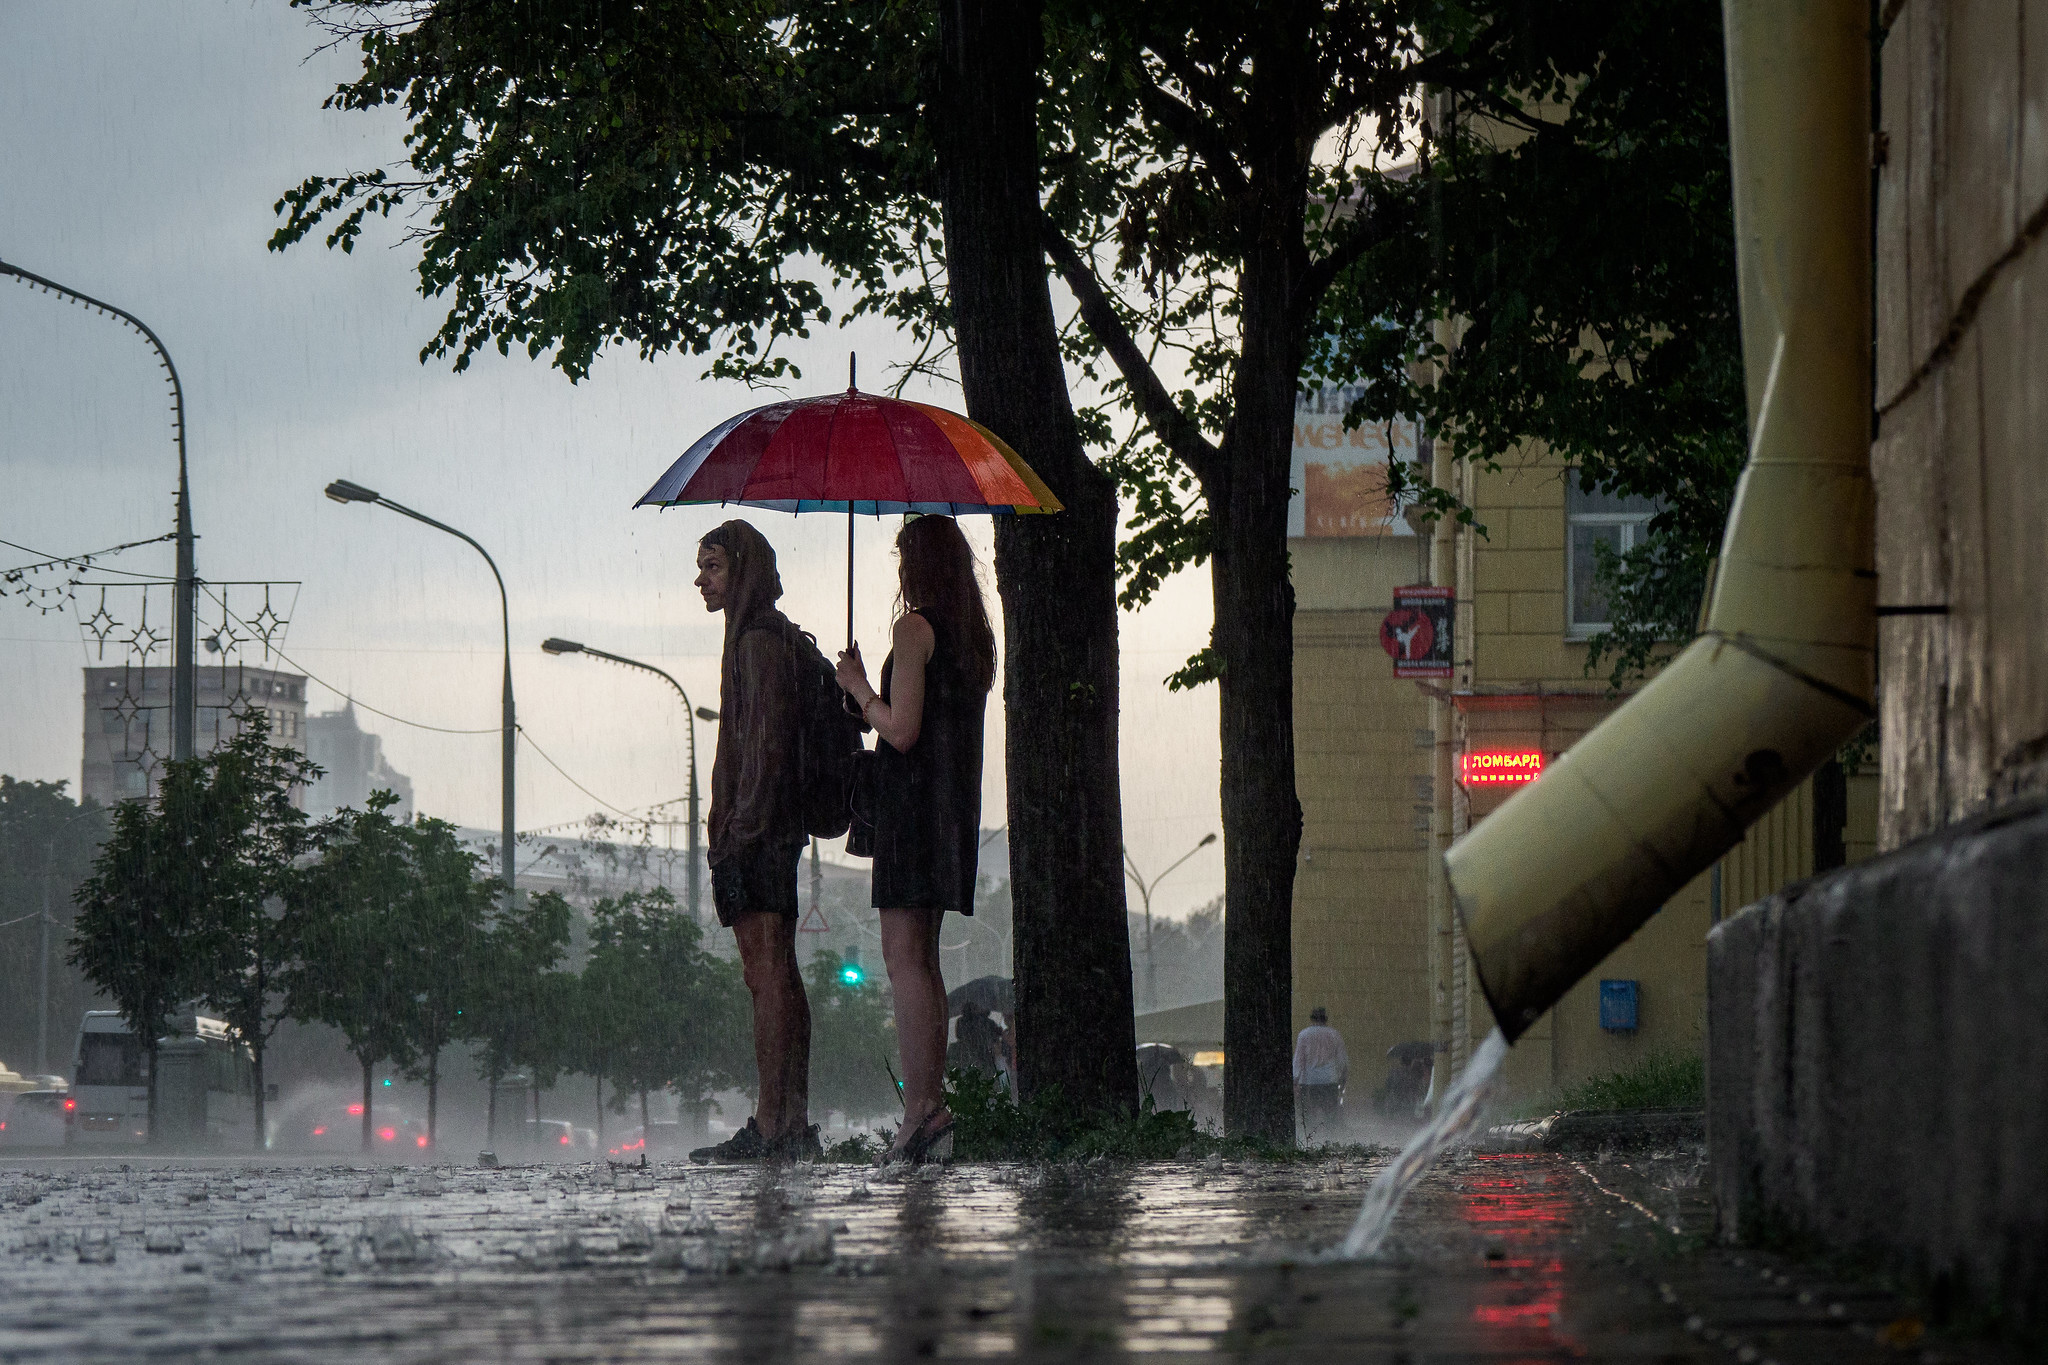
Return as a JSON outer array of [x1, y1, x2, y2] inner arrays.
[[634, 390, 1061, 516], [635, 388, 1060, 644]]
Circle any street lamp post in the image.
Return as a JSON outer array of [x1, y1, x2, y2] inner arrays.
[[325, 479, 516, 904], [541, 638, 716, 919], [0, 259, 197, 762], [1123, 832, 1219, 1012]]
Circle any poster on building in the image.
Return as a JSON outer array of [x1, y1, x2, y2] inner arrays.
[[1380, 584, 1453, 678], [1288, 381, 1421, 538]]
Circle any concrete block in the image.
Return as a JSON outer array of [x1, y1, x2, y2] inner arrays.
[[1709, 798, 2048, 1335]]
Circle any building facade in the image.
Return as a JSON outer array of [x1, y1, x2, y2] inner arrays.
[[81, 665, 308, 807], [1290, 407, 1877, 1110], [303, 704, 415, 822]]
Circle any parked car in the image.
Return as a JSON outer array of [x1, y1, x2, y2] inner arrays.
[[0, 1090, 74, 1147], [521, 1119, 596, 1154], [606, 1121, 685, 1160], [292, 1100, 432, 1153]]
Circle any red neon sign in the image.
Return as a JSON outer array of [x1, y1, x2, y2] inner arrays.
[[1460, 748, 1544, 787]]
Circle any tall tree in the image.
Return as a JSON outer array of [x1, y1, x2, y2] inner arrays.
[[273, 0, 1138, 1115], [803, 948, 898, 1122], [387, 813, 498, 1146], [463, 888, 574, 1149], [0, 777, 108, 1076], [290, 794, 422, 1151], [179, 724, 325, 1150]]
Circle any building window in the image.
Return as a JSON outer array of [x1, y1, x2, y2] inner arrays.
[[1565, 482, 1658, 638]]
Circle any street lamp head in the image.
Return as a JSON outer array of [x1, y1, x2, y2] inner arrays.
[[541, 638, 585, 655], [695, 706, 719, 722], [324, 478, 380, 504], [1199, 832, 1218, 848]]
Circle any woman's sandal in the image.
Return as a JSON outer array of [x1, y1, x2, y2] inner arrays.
[[880, 1108, 955, 1166]]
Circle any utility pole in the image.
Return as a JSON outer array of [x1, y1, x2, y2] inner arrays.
[[0, 259, 197, 762], [37, 843, 52, 1076]]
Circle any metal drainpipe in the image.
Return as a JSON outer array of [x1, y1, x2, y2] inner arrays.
[[1444, 0, 1876, 1041]]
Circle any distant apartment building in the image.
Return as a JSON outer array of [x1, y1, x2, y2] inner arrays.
[[303, 704, 414, 822], [81, 665, 308, 806]]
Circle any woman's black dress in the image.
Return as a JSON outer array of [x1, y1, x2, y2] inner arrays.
[[870, 610, 986, 915]]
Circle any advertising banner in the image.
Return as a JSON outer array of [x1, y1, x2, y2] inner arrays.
[[1379, 584, 1453, 678]]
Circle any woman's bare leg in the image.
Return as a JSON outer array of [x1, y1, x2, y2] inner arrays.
[[880, 906, 949, 1144]]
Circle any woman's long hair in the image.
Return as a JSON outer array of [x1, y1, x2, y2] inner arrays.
[[896, 516, 996, 694]]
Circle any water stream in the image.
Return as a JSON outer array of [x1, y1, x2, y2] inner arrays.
[[1336, 1027, 1510, 1259]]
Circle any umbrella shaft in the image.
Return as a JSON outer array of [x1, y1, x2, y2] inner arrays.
[[847, 509, 855, 651]]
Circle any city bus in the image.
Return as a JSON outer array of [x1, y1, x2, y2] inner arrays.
[[71, 1011, 256, 1147]]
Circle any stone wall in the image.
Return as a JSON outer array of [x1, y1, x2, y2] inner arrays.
[[1874, 1, 2048, 849], [1708, 797, 2048, 1335]]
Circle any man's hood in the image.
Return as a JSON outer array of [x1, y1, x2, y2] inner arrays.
[[713, 518, 785, 644]]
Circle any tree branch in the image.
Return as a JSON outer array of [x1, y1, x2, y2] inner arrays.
[[1295, 186, 1409, 315], [1041, 215, 1220, 483], [1134, 69, 1250, 205]]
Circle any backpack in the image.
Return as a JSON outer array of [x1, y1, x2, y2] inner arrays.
[[751, 620, 868, 839]]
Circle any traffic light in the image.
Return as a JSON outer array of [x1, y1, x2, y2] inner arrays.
[[839, 945, 865, 987]]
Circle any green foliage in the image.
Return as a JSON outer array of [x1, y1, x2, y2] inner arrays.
[[0, 777, 107, 1069], [943, 1066, 1200, 1161], [803, 948, 898, 1122], [273, 0, 943, 385], [1557, 1051, 1705, 1113], [577, 888, 749, 1111], [288, 794, 430, 1085], [1314, 1, 1744, 690], [461, 888, 575, 1125], [69, 719, 322, 1143]]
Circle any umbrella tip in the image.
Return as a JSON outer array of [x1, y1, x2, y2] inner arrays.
[[848, 351, 856, 393]]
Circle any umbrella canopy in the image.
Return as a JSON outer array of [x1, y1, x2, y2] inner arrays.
[[636, 374, 1060, 647], [945, 975, 1015, 1019], [635, 388, 1062, 517]]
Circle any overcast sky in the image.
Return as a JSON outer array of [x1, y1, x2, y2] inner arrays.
[[0, 1, 1227, 919]]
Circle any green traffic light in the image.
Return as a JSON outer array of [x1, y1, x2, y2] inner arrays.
[[839, 962, 864, 986]]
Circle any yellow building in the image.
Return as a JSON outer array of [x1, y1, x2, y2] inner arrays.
[[1290, 420, 1876, 1112]]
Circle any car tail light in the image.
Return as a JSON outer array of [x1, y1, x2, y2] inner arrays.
[[63, 1098, 76, 1112], [558, 1133, 570, 1145], [379, 1127, 396, 1142], [415, 1135, 429, 1148], [347, 1104, 364, 1116], [312, 1126, 326, 1136]]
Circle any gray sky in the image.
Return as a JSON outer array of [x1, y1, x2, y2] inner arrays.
[[0, 1, 1226, 918]]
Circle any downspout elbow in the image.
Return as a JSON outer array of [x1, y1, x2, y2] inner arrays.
[[1445, 0, 1875, 1042]]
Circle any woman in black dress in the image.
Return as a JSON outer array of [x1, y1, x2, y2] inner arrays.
[[833, 516, 993, 1162]]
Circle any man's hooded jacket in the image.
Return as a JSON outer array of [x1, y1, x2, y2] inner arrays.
[[704, 519, 806, 863]]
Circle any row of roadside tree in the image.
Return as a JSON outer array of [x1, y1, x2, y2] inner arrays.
[[67, 720, 897, 1151]]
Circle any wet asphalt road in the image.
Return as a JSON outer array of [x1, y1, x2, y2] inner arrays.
[[0, 1148, 2008, 1362]]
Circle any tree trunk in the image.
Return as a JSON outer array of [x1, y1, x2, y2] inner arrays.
[[485, 1061, 500, 1151], [595, 1070, 604, 1148], [426, 1046, 439, 1148], [1212, 230, 1309, 1143], [251, 1041, 266, 1153], [360, 1058, 374, 1153], [145, 1041, 158, 1149], [640, 1089, 651, 1152], [933, 0, 1137, 1117]]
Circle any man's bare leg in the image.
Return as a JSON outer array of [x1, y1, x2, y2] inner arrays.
[[734, 911, 810, 1140]]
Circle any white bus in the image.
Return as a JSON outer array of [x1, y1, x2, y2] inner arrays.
[[71, 1012, 256, 1147]]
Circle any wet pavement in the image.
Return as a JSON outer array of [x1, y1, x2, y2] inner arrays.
[[0, 1148, 2014, 1362]]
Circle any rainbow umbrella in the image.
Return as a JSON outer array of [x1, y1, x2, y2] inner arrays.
[[635, 361, 1060, 645]]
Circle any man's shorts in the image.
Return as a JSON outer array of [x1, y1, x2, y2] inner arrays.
[[710, 839, 803, 928]]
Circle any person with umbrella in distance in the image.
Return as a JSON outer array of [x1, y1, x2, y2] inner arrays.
[[690, 519, 822, 1162], [833, 516, 995, 1164]]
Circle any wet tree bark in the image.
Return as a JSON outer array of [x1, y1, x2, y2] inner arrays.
[[359, 1056, 373, 1153], [1211, 227, 1308, 1144], [426, 1047, 439, 1146], [933, 0, 1137, 1115]]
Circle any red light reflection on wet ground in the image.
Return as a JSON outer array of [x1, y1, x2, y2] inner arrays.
[[1462, 1156, 1581, 1356]]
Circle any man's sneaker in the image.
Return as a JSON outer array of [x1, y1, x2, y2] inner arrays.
[[772, 1122, 824, 1163], [689, 1117, 771, 1165]]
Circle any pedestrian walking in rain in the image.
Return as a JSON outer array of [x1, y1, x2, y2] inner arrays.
[[834, 516, 994, 1163], [1293, 1006, 1350, 1146], [690, 520, 821, 1163]]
